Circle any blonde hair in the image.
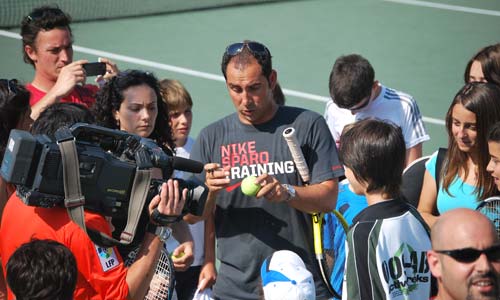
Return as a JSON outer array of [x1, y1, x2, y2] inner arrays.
[[158, 79, 193, 112]]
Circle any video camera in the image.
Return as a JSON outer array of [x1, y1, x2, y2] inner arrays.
[[0, 123, 207, 220]]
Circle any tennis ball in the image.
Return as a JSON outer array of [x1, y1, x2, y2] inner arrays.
[[241, 176, 261, 196], [171, 252, 185, 259]]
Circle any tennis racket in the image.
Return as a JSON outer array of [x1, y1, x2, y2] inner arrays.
[[283, 127, 348, 299], [124, 230, 175, 300], [476, 196, 500, 238]]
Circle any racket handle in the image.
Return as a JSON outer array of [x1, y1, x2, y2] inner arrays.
[[283, 127, 310, 183]]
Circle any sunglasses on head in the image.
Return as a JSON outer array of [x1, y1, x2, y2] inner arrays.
[[224, 41, 271, 60], [436, 244, 500, 263], [112, 70, 153, 82], [0, 79, 18, 96], [26, 7, 65, 22]]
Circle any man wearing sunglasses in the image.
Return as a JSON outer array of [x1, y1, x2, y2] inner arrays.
[[324, 54, 429, 167], [20, 6, 118, 120], [427, 208, 500, 300], [190, 41, 343, 299]]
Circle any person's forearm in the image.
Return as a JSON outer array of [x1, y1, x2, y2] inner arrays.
[[197, 209, 217, 290], [405, 143, 423, 167], [201, 191, 217, 221], [30, 92, 60, 120], [288, 179, 339, 213], [126, 233, 162, 300], [417, 170, 439, 228], [171, 220, 193, 243], [204, 213, 216, 263], [420, 212, 438, 228]]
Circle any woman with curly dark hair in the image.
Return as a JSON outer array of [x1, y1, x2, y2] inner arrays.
[[93, 69, 175, 153], [93, 70, 194, 295]]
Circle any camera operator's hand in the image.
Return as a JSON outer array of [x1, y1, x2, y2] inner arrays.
[[204, 163, 230, 194], [148, 179, 187, 218], [171, 241, 194, 271]]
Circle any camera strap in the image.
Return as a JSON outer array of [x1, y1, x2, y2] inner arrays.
[[57, 129, 151, 248], [120, 167, 151, 243], [57, 134, 86, 232]]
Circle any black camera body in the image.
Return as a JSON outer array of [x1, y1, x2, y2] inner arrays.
[[82, 62, 106, 77], [0, 123, 205, 219]]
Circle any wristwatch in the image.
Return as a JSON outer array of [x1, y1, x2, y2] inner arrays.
[[282, 184, 297, 202], [146, 223, 172, 242]]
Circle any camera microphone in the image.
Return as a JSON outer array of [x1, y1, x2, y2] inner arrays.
[[171, 157, 204, 174]]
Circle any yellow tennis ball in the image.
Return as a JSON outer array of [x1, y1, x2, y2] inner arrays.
[[241, 176, 261, 196], [171, 252, 185, 259]]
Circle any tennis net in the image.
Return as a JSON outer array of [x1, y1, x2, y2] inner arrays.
[[1, 0, 294, 28]]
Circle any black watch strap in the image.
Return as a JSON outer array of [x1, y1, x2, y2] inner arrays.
[[151, 208, 183, 225]]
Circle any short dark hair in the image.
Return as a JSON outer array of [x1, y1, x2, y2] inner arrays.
[[329, 54, 374, 109], [221, 40, 273, 81], [21, 6, 72, 67], [339, 118, 405, 197], [464, 43, 500, 86], [6, 239, 77, 300], [489, 121, 500, 143], [93, 69, 174, 151], [0, 79, 31, 160], [31, 102, 94, 137]]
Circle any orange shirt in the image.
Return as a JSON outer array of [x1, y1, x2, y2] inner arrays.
[[0, 194, 129, 300], [27, 83, 98, 108]]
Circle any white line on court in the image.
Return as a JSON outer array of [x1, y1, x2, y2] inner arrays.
[[0, 29, 445, 125], [383, 0, 500, 17]]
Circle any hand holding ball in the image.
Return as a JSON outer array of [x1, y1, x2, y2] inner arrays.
[[241, 176, 261, 196]]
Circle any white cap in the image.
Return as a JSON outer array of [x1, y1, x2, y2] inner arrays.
[[260, 250, 316, 300]]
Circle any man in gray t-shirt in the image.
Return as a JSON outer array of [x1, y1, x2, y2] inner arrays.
[[190, 40, 344, 300]]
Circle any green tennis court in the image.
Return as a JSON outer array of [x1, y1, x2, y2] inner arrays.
[[1, 0, 499, 154]]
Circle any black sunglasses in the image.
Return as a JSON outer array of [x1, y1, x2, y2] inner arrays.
[[347, 90, 372, 111], [0, 79, 18, 95], [225, 41, 271, 60], [436, 244, 500, 263]]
